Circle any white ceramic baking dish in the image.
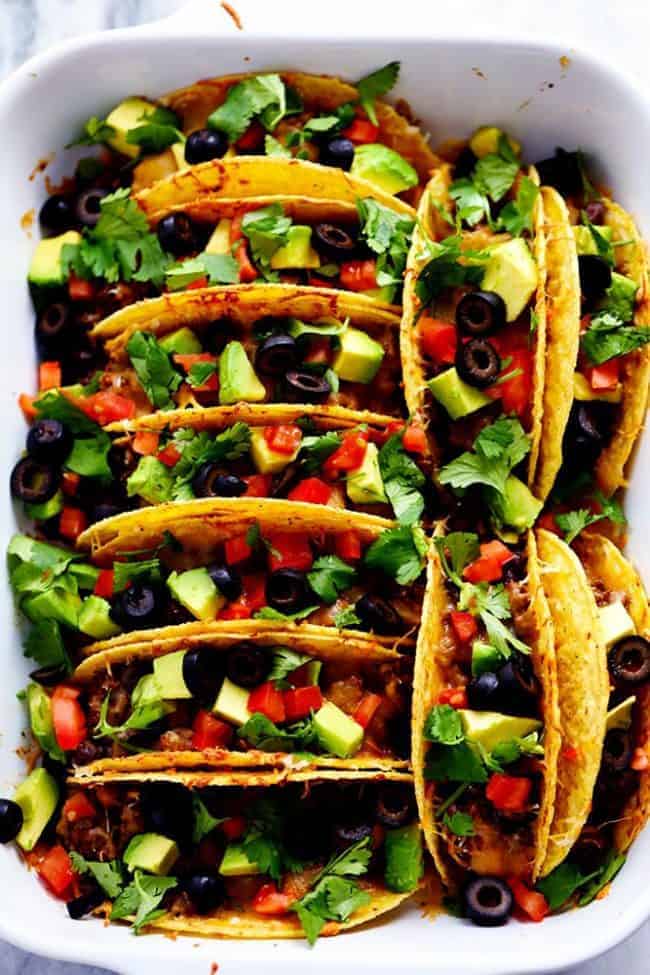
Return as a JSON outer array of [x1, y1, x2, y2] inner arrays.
[[0, 2, 648, 972]]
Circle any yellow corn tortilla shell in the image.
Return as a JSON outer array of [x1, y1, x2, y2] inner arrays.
[[536, 528, 608, 876], [574, 532, 650, 852], [71, 768, 413, 788]]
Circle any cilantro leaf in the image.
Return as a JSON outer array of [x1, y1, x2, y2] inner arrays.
[[497, 177, 539, 237], [165, 253, 239, 291], [424, 741, 487, 784], [23, 619, 72, 674], [581, 311, 650, 365], [378, 432, 425, 525], [187, 361, 217, 388], [449, 179, 491, 227], [473, 149, 519, 203], [241, 204, 292, 278], [357, 198, 414, 290], [125, 107, 183, 154], [111, 871, 178, 935], [240, 799, 307, 884], [415, 235, 486, 305], [307, 555, 357, 604], [238, 712, 318, 752], [581, 213, 614, 265], [475, 417, 530, 467], [577, 850, 626, 906], [434, 532, 480, 584], [591, 489, 627, 526], [439, 451, 510, 494], [113, 558, 161, 593], [207, 74, 292, 143], [423, 705, 464, 745], [93, 692, 166, 742], [126, 332, 182, 410], [487, 732, 543, 771], [442, 811, 475, 837], [356, 61, 400, 125], [440, 418, 530, 497], [267, 647, 311, 683], [192, 795, 224, 844], [292, 838, 373, 945], [69, 852, 125, 899], [555, 508, 603, 544], [169, 423, 251, 498], [481, 610, 530, 657], [333, 606, 362, 629], [364, 524, 427, 585], [536, 861, 589, 911], [298, 431, 341, 475], [254, 605, 319, 623], [67, 116, 115, 148], [35, 390, 111, 479]]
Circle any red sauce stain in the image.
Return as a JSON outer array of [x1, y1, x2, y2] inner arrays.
[[20, 208, 35, 238], [29, 153, 55, 181], [221, 1, 243, 29], [45, 174, 76, 196], [210, 964, 219, 974]]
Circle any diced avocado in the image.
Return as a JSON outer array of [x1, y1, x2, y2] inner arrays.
[[159, 327, 203, 356], [482, 238, 538, 322], [490, 475, 543, 533], [313, 701, 363, 759], [428, 367, 491, 420], [170, 141, 186, 170], [250, 427, 301, 474], [573, 224, 613, 257], [28, 231, 82, 289], [26, 683, 62, 761], [469, 126, 521, 159], [384, 823, 423, 893], [153, 650, 192, 700], [24, 490, 64, 522], [22, 588, 82, 629], [219, 341, 266, 405], [598, 601, 636, 650], [362, 285, 398, 304], [305, 660, 322, 686], [126, 455, 174, 505], [333, 327, 384, 384], [213, 677, 251, 726], [471, 641, 503, 676], [573, 372, 622, 404], [346, 442, 387, 505], [123, 832, 179, 876], [78, 595, 121, 639], [105, 97, 159, 159], [219, 844, 261, 877], [131, 673, 163, 708], [270, 226, 321, 270], [350, 144, 418, 195], [600, 271, 638, 321], [14, 768, 59, 852], [459, 709, 542, 752], [205, 218, 233, 255], [167, 567, 224, 621], [68, 562, 101, 592], [606, 695, 636, 732]]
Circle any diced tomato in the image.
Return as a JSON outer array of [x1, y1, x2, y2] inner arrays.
[[224, 533, 252, 565], [352, 692, 383, 729], [507, 876, 550, 923], [402, 422, 427, 454], [37, 845, 75, 898], [631, 747, 650, 772], [537, 512, 561, 536], [236, 120, 265, 152], [39, 361, 61, 392], [287, 477, 332, 505], [486, 773, 532, 813], [243, 474, 272, 498], [561, 744, 580, 763], [308, 273, 337, 289], [19, 393, 37, 421], [192, 710, 233, 750], [266, 531, 313, 572], [322, 430, 368, 478], [420, 317, 457, 364], [221, 816, 246, 841], [335, 531, 362, 561], [230, 215, 258, 283], [340, 259, 378, 292], [284, 685, 323, 721], [93, 569, 114, 599], [463, 540, 513, 584], [342, 119, 380, 144], [157, 443, 182, 467], [252, 883, 291, 916], [61, 471, 81, 497], [486, 347, 532, 418], [219, 573, 266, 619], [249, 682, 286, 723], [450, 610, 478, 644], [62, 792, 96, 823], [59, 506, 87, 542], [68, 273, 95, 302], [263, 424, 302, 455], [586, 358, 620, 391], [173, 352, 219, 392], [133, 430, 160, 455], [303, 336, 332, 365], [75, 390, 136, 425], [437, 687, 468, 709], [186, 275, 209, 291], [51, 685, 87, 751]]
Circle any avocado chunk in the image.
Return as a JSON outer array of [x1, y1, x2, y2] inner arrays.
[[598, 601, 636, 650], [346, 442, 387, 505], [459, 709, 542, 752], [22, 587, 82, 629], [123, 832, 179, 876], [428, 367, 491, 420], [573, 224, 613, 257], [600, 271, 638, 321], [78, 595, 121, 639], [25, 490, 64, 522], [269, 226, 321, 270], [333, 327, 385, 384], [573, 371, 622, 404], [14, 768, 59, 852], [219, 844, 261, 877], [68, 562, 101, 592], [159, 327, 203, 356], [167, 567, 224, 621], [213, 677, 251, 726], [205, 218, 233, 255], [170, 141, 186, 169], [482, 238, 538, 322], [471, 641, 503, 676], [469, 126, 521, 159], [350, 144, 418, 195], [384, 823, 423, 893], [26, 683, 63, 762], [153, 650, 192, 700], [105, 97, 160, 159], [488, 475, 543, 533], [362, 285, 398, 304], [313, 701, 363, 758], [219, 341, 266, 405], [250, 427, 301, 474], [606, 695, 636, 732], [127, 455, 174, 505], [28, 230, 82, 289], [305, 659, 322, 686]]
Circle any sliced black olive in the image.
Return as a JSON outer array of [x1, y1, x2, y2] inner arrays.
[[89, 502, 123, 524], [207, 562, 242, 601], [467, 672, 501, 711], [35, 303, 72, 360], [285, 370, 331, 403], [192, 464, 247, 499], [142, 782, 194, 848], [29, 664, 68, 687], [0, 798, 23, 843], [266, 569, 311, 613], [10, 457, 60, 504], [255, 333, 299, 376], [319, 137, 354, 171], [584, 200, 605, 225], [75, 188, 108, 228], [61, 343, 103, 387], [569, 828, 609, 874], [463, 876, 513, 927], [182, 872, 225, 914], [495, 654, 539, 717], [608, 635, 650, 686], [41, 753, 68, 784], [185, 129, 228, 165], [66, 885, 106, 920], [502, 553, 527, 583], [109, 583, 163, 631], [39, 194, 74, 236], [355, 593, 403, 635], [578, 254, 612, 306], [375, 784, 415, 829], [332, 817, 373, 849], [313, 223, 357, 261], [535, 148, 582, 197], [454, 146, 478, 179], [72, 740, 102, 766], [456, 337, 500, 388], [26, 419, 72, 465], [226, 643, 271, 688], [455, 290, 506, 337], [183, 648, 225, 702], [563, 402, 614, 470], [602, 728, 633, 772], [283, 812, 332, 861], [162, 600, 194, 627], [157, 212, 197, 256]]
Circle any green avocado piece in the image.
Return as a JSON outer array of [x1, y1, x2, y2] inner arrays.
[[123, 832, 179, 875], [127, 455, 174, 505], [167, 567, 224, 621], [78, 595, 121, 639], [305, 660, 322, 686], [384, 823, 423, 893], [600, 271, 638, 321], [428, 367, 491, 420], [219, 341, 266, 405], [313, 701, 363, 758], [159, 327, 203, 356], [333, 327, 384, 384], [346, 442, 387, 505], [362, 285, 397, 304], [573, 224, 613, 257], [606, 695, 636, 732], [471, 641, 503, 676], [469, 126, 520, 159], [26, 683, 63, 762], [68, 562, 101, 592], [250, 427, 301, 474], [459, 709, 541, 752], [28, 231, 82, 289], [489, 475, 543, 533], [350, 144, 418, 195], [105, 97, 159, 159], [269, 226, 320, 270], [598, 601, 636, 650], [14, 768, 59, 852], [213, 677, 251, 726], [24, 490, 64, 522], [153, 650, 192, 700], [219, 844, 261, 877], [481, 238, 538, 322], [22, 588, 82, 629]]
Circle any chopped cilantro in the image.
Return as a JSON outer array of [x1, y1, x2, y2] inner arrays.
[[192, 795, 224, 844], [69, 852, 125, 899], [357, 198, 414, 289], [473, 135, 520, 202], [356, 61, 400, 125], [363, 524, 428, 585], [292, 838, 373, 945], [442, 811, 475, 837], [254, 605, 319, 623], [298, 431, 341, 475], [581, 311, 650, 365], [207, 74, 297, 143], [378, 431, 426, 524], [497, 177, 539, 236], [307, 555, 357, 604], [126, 107, 183, 153], [423, 705, 464, 745], [555, 508, 604, 544], [434, 532, 480, 585], [112, 558, 160, 593], [415, 234, 488, 305], [67, 116, 115, 148], [165, 253, 239, 291], [440, 417, 530, 496], [93, 692, 165, 742], [333, 606, 362, 629], [241, 204, 292, 279], [267, 647, 311, 683], [187, 361, 217, 388], [238, 712, 318, 752], [126, 332, 182, 410], [110, 870, 177, 935]]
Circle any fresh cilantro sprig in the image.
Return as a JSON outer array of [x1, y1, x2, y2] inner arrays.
[[110, 870, 178, 935], [364, 524, 428, 585], [378, 430, 426, 524], [165, 253, 239, 292], [356, 61, 400, 125], [292, 838, 373, 945], [126, 332, 182, 410], [415, 234, 489, 305], [307, 555, 357, 604], [239, 799, 307, 884], [69, 852, 125, 899], [207, 74, 299, 143], [168, 423, 251, 499], [126, 107, 183, 154], [536, 850, 626, 911], [333, 606, 362, 629], [67, 116, 116, 148], [93, 692, 166, 742], [112, 558, 161, 593], [581, 310, 650, 365], [442, 811, 475, 837], [192, 795, 225, 844], [238, 712, 318, 752], [35, 390, 111, 480], [439, 417, 530, 496], [357, 198, 414, 291], [497, 177, 539, 237], [473, 134, 520, 203], [267, 647, 312, 684], [298, 431, 341, 475], [240, 204, 292, 280]]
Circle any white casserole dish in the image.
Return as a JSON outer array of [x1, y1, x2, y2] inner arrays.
[[0, 2, 648, 972]]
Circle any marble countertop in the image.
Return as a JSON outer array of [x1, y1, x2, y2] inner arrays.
[[1, 1, 649, 972]]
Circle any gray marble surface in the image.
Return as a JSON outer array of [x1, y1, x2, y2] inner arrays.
[[1, 0, 649, 972]]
